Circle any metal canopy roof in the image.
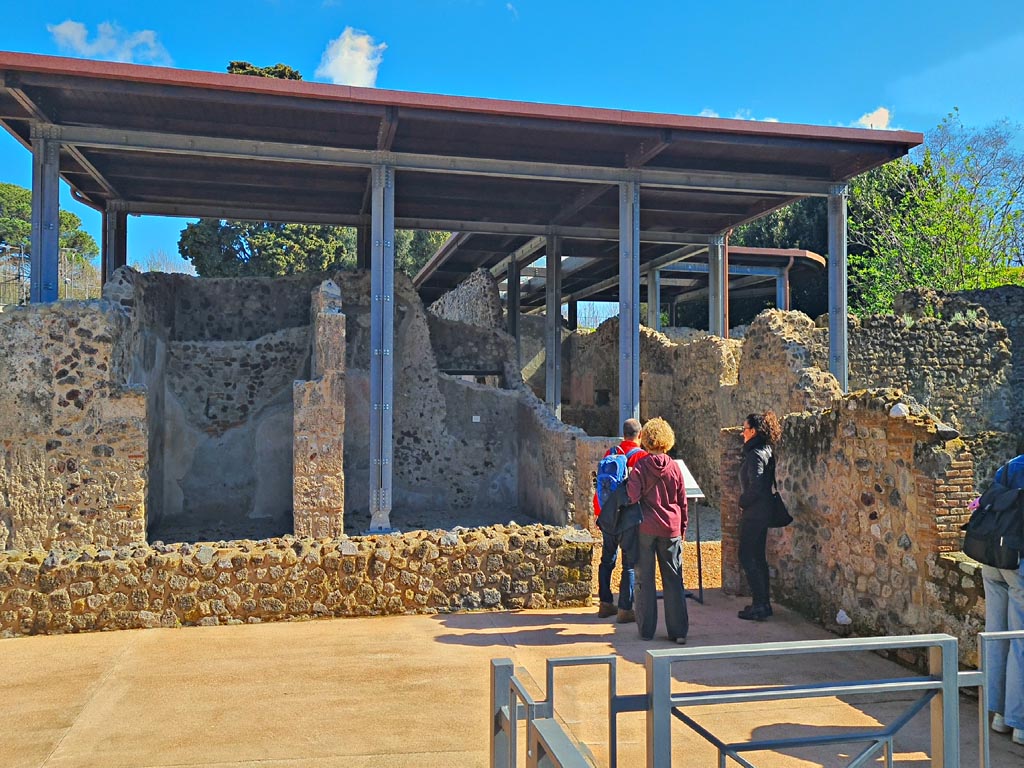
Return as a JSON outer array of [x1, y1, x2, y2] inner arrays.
[[0, 51, 922, 304]]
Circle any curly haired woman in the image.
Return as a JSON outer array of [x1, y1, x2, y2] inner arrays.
[[737, 410, 782, 622], [625, 417, 689, 643]]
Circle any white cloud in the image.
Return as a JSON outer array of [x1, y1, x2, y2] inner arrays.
[[507, 3, 519, 19], [700, 107, 778, 122], [854, 106, 892, 130], [47, 20, 171, 65], [315, 27, 387, 87]]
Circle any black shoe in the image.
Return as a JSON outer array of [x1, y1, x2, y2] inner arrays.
[[738, 604, 771, 621], [742, 603, 773, 617]]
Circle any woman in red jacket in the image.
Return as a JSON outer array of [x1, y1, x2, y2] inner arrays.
[[625, 417, 689, 643]]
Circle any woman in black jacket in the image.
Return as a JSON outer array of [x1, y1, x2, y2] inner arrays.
[[737, 410, 782, 621]]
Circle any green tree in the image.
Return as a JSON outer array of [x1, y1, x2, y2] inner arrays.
[[227, 61, 302, 80], [731, 111, 1024, 317], [849, 111, 1024, 313], [180, 219, 357, 276], [0, 182, 99, 259], [180, 63, 449, 278]]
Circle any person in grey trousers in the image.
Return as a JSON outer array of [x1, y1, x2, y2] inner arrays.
[[625, 417, 689, 644]]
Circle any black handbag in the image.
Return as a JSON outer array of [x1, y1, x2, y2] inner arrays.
[[769, 491, 792, 528], [767, 455, 793, 528]]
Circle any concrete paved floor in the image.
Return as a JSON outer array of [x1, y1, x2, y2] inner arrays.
[[3, 590, 1021, 767]]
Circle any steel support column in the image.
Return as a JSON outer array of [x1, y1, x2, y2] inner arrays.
[[356, 218, 371, 270], [619, 182, 641, 426], [776, 275, 788, 310], [368, 165, 396, 531], [707, 234, 726, 336], [828, 183, 849, 391], [544, 235, 562, 418], [29, 126, 60, 303], [507, 256, 521, 366], [646, 268, 661, 331], [567, 300, 578, 331], [102, 201, 128, 283]]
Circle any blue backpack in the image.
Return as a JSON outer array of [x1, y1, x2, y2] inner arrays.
[[595, 446, 642, 513]]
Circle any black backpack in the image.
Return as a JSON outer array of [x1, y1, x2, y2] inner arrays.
[[962, 479, 1024, 569]]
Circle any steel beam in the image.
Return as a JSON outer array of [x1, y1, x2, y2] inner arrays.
[[560, 244, 707, 304], [507, 256, 521, 365], [544, 236, 563, 418], [102, 200, 128, 282], [567, 300, 578, 331], [662, 262, 784, 278], [368, 165, 396, 531], [707, 235, 726, 336], [828, 183, 849, 391], [116, 200, 709, 246], [619, 182, 641, 426], [489, 236, 546, 277], [29, 125, 60, 303], [56, 124, 835, 196]]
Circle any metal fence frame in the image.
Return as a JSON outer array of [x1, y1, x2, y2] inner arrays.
[[490, 630, 1024, 768]]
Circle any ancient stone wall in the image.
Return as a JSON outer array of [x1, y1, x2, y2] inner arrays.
[[719, 391, 978, 663], [427, 314, 515, 379], [842, 314, 1012, 435], [516, 395, 604, 527], [343, 271, 521, 522], [0, 525, 593, 636], [104, 270, 312, 542], [0, 302, 147, 551], [427, 268, 503, 330], [293, 281, 346, 538]]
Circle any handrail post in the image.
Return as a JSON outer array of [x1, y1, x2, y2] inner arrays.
[[491, 658, 514, 768], [645, 653, 673, 768], [929, 638, 960, 767]]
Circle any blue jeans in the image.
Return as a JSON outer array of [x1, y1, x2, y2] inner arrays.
[[598, 527, 637, 609], [982, 564, 1024, 729], [634, 533, 688, 641]]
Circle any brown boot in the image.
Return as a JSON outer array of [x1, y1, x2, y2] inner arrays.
[[597, 602, 617, 618], [616, 608, 635, 624]]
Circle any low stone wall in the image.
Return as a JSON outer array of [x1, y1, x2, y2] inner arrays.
[[720, 391, 978, 663], [0, 525, 593, 637]]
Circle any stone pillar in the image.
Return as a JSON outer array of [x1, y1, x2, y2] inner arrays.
[[293, 279, 347, 538]]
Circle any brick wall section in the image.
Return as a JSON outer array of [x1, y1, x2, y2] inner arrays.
[[293, 280, 346, 538], [0, 302, 148, 551], [0, 525, 593, 637], [721, 390, 981, 664]]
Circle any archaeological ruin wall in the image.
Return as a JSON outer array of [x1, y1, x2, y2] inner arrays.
[[719, 391, 982, 663], [0, 301, 147, 551], [104, 269, 319, 543]]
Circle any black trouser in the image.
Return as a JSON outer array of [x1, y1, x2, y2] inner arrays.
[[738, 514, 770, 606]]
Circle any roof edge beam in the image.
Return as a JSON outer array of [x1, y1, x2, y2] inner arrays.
[[55, 124, 835, 196]]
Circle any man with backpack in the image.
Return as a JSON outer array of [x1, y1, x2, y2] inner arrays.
[[975, 455, 1024, 745], [594, 418, 647, 623]]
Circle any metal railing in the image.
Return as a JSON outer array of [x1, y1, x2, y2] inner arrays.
[[490, 630, 1024, 768], [968, 629, 1024, 768]]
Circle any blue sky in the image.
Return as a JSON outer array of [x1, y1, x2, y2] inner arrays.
[[2, 0, 1023, 272]]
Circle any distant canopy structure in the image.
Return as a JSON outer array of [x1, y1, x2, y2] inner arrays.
[[0, 51, 921, 528]]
